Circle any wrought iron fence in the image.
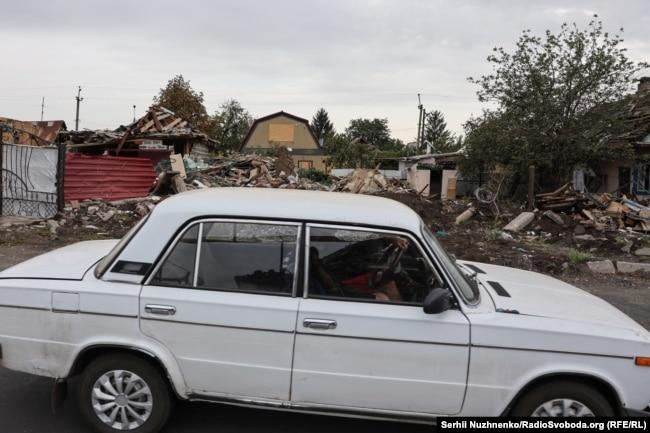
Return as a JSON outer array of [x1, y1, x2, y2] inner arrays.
[[1, 125, 65, 218]]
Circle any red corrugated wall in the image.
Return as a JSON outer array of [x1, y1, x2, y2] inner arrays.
[[65, 154, 157, 201]]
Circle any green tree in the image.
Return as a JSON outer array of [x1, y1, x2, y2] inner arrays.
[[310, 108, 335, 141], [464, 17, 648, 182], [324, 133, 378, 168], [423, 110, 461, 153], [153, 75, 209, 130], [345, 118, 402, 151], [210, 99, 253, 152]]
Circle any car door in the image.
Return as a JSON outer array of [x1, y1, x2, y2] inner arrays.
[[291, 224, 470, 415], [140, 219, 301, 401]]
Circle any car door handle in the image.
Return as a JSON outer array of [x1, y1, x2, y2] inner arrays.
[[303, 318, 337, 330], [145, 304, 176, 316]]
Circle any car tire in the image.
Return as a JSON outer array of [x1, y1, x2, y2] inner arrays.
[[77, 353, 173, 433], [510, 381, 615, 417]]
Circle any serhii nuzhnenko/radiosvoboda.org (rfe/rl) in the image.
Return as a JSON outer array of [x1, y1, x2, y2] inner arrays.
[[437, 420, 628, 430]]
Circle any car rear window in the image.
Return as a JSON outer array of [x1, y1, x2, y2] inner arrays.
[[94, 214, 150, 278]]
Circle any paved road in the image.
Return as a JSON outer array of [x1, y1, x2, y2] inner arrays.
[[0, 369, 427, 433]]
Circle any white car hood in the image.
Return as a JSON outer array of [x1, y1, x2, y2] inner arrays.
[[458, 260, 646, 333], [0, 240, 119, 280]]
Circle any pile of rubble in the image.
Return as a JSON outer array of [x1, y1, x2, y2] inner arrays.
[[151, 153, 415, 195], [0, 197, 161, 240], [535, 182, 650, 232]]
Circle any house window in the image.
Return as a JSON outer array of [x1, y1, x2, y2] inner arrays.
[[268, 124, 295, 142], [298, 160, 313, 169]]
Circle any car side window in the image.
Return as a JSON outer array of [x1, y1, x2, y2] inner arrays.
[[151, 221, 299, 294], [308, 227, 443, 304], [150, 225, 199, 287], [196, 222, 298, 294]]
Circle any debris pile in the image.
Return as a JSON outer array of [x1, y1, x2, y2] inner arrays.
[[59, 196, 161, 233], [535, 183, 587, 211], [149, 154, 415, 195], [0, 197, 160, 240], [535, 182, 650, 233]]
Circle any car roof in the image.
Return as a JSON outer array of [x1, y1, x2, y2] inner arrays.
[[155, 187, 423, 232]]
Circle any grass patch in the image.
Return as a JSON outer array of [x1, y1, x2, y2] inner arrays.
[[567, 248, 593, 264], [522, 238, 554, 252]]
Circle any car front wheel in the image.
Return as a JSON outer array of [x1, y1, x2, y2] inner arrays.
[[78, 354, 173, 433], [510, 381, 615, 417]]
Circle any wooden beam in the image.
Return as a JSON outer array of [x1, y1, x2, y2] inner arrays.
[[162, 118, 183, 131], [151, 111, 163, 132], [115, 129, 131, 155], [139, 118, 155, 132], [527, 165, 535, 210]]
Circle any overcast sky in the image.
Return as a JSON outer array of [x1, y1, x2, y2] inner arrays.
[[1, 0, 648, 142]]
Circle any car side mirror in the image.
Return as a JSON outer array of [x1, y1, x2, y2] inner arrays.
[[423, 288, 453, 314]]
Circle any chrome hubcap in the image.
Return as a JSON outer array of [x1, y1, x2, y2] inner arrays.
[[532, 398, 595, 417], [91, 370, 153, 430]]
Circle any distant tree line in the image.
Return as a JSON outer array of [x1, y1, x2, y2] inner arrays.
[[153, 75, 463, 166]]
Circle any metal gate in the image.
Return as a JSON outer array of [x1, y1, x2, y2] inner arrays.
[[1, 139, 65, 219]]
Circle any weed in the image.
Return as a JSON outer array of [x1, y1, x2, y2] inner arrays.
[[567, 248, 593, 264]]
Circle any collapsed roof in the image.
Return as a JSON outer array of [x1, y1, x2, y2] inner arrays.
[[0, 117, 67, 146], [588, 83, 650, 149], [60, 105, 215, 153]]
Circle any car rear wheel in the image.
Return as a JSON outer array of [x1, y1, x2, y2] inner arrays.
[[511, 381, 615, 417], [78, 354, 173, 433]]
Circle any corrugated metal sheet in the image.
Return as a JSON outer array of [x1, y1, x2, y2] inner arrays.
[[64, 154, 156, 201]]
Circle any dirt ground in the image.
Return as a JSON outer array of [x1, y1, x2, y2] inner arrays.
[[1, 192, 648, 329]]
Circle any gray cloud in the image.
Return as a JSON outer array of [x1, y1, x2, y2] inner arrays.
[[0, 0, 647, 139]]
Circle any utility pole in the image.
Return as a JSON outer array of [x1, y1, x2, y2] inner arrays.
[[416, 93, 424, 151], [75, 86, 83, 131], [420, 108, 427, 153], [133, 105, 136, 122], [40, 97, 45, 121]]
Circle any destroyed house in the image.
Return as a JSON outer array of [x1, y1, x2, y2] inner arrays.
[[60, 105, 215, 165], [0, 118, 67, 146], [588, 78, 650, 198], [240, 111, 327, 171], [58, 106, 215, 203]]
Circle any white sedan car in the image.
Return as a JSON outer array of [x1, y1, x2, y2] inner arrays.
[[0, 188, 648, 432]]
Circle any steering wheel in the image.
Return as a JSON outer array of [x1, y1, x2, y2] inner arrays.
[[372, 242, 406, 287]]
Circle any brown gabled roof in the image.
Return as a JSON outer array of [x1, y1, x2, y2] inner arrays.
[[240, 111, 321, 151]]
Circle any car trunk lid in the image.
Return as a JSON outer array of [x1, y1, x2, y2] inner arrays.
[[0, 240, 119, 280]]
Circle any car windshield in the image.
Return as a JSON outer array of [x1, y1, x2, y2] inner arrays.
[[421, 223, 479, 304], [94, 214, 150, 278]]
